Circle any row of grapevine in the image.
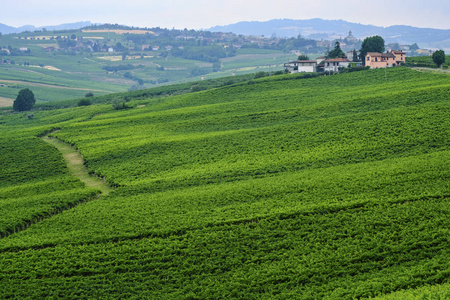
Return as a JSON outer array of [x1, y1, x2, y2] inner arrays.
[[0, 67, 449, 298]]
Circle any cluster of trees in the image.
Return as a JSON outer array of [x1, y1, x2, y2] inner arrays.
[[102, 64, 136, 72], [324, 36, 385, 62], [0, 45, 31, 56], [56, 39, 77, 49], [171, 45, 235, 63], [262, 35, 318, 52]]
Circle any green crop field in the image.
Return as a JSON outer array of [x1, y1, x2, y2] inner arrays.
[[0, 67, 449, 299], [406, 55, 450, 69]]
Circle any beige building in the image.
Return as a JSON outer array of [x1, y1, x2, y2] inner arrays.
[[391, 50, 406, 65], [365, 50, 406, 68]]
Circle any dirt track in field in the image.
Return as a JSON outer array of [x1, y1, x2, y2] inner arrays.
[[411, 67, 450, 74], [43, 134, 113, 196], [0, 97, 13, 107]]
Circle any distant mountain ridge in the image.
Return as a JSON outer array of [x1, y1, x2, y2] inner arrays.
[[0, 21, 93, 34], [1, 19, 448, 51], [209, 18, 450, 50]]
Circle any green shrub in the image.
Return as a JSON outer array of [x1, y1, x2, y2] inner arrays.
[[77, 99, 91, 106]]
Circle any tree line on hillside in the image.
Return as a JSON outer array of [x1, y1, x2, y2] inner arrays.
[[323, 36, 385, 61]]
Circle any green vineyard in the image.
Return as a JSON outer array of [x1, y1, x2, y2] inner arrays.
[[0, 67, 449, 299]]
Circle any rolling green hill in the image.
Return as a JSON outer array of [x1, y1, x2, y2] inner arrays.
[[0, 68, 449, 299], [0, 27, 297, 106]]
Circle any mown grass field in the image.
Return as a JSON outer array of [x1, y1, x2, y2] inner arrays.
[[0, 67, 449, 299]]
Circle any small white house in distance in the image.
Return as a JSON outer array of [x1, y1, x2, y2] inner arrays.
[[284, 60, 317, 73], [323, 58, 351, 72]]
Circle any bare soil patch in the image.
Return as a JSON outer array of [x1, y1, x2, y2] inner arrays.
[[0, 97, 13, 107], [29, 65, 61, 71]]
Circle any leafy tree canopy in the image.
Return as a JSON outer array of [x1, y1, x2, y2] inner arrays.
[[360, 36, 385, 61], [432, 50, 446, 67], [298, 54, 310, 60], [13, 88, 36, 112]]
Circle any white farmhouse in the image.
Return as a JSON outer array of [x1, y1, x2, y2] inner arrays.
[[323, 58, 350, 72], [284, 60, 317, 73]]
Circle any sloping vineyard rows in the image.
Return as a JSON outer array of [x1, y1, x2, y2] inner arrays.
[[1, 197, 449, 299], [0, 67, 449, 298], [52, 96, 448, 190], [0, 137, 67, 187], [1, 150, 448, 250], [0, 125, 101, 238]]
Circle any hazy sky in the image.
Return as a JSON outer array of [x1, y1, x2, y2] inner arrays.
[[2, 0, 449, 30]]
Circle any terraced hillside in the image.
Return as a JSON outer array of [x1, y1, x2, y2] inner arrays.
[[0, 68, 449, 299]]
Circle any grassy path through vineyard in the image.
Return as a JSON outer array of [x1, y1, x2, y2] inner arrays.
[[42, 135, 113, 196]]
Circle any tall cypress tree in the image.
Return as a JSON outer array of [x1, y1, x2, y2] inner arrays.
[[327, 42, 345, 59], [352, 49, 359, 62]]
